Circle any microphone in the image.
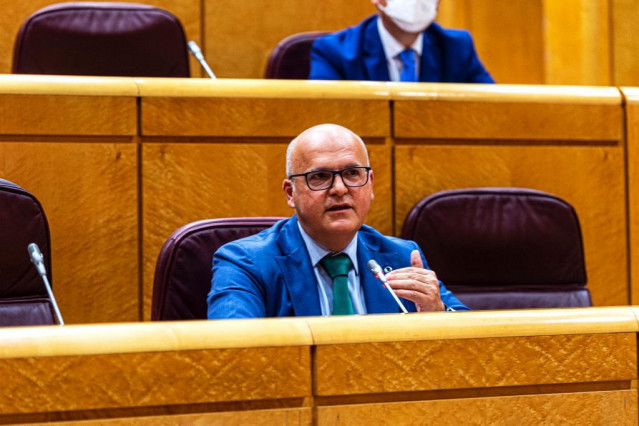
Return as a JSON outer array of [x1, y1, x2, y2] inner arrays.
[[367, 260, 408, 314], [27, 243, 64, 326], [187, 41, 217, 79]]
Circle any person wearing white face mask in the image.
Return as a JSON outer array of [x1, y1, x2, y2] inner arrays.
[[309, 0, 494, 83]]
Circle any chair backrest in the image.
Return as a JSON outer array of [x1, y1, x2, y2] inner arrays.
[[152, 217, 285, 321], [401, 188, 592, 310], [13, 2, 190, 77], [0, 179, 56, 326], [264, 31, 326, 79]]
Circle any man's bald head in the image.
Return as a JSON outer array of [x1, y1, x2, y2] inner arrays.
[[286, 124, 369, 176]]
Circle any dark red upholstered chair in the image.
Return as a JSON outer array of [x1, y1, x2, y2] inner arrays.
[[152, 217, 285, 321], [401, 188, 592, 310], [13, 2, 190, 77], [0, 179, 56, 326], [264, 31, 326, 79]]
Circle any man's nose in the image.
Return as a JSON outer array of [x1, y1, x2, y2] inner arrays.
[[329, 174, 349, 194]]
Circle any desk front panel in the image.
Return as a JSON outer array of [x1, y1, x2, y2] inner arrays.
[[0, 346, 311, 424]]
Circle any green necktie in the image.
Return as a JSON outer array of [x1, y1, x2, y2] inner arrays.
[[320, 253, 355, 315]]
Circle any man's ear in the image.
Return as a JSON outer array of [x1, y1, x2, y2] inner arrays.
[[283, 179, 295, 208], [369, 169, 375, 201]]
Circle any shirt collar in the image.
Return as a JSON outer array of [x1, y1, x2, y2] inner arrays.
[[297, 222, 359, 275], [376, 16, 423, 61]]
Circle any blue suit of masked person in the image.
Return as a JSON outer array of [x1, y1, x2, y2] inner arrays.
[[310, 1, 494, 83], [207, 124, 469, 319]]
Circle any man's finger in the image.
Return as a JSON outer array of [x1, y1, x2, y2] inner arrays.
[[410, 249, 423, 269]]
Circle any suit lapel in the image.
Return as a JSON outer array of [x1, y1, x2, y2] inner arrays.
[[358, 231, 417, 314], [419, 26, 443, 82], [274, 216, 322, 317], [363, 16, 391, 81]]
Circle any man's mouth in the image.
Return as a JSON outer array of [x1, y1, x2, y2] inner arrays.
[[327, 204, 351, 212]]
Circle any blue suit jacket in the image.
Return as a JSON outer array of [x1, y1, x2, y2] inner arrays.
[[310, 15, 494, 83], [207, 216, 468, 319]]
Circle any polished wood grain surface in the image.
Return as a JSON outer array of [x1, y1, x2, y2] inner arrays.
[[203, 0, 373, 79], [142, 97, 389, 138], [136, 78, 393, 99], [611, 0, 639, 86], [0, 74, 139, 95], [445, 0, 543, 85], [0, 346, 310, 414], [314, 333, 635, 395], [316, 391, 637, 425], [543, 0, 611, 86], [0, 94, 136, 136], [26, 409, 313, 425]]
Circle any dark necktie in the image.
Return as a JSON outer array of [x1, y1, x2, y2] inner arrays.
[[320, 253, 354, 315], [398, 48, 417, 82]]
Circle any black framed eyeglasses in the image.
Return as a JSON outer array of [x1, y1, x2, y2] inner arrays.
[[288, 166, 372, 191]]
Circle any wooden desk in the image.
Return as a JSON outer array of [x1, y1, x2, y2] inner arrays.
[[0, 308, 635, 424]]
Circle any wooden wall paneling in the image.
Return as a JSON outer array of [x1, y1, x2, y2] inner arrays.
[[622, 88, 639, 305], [542, 0, 611, 85], [0, 143, 139, 324], [460, 0, 544, 84], [0, 94, 136, 136], [0, 0, 201, 76], [141, 97, 390, 138], [611, 0, 639, 86], [0, 80, 140, 324], [203, 0, 375, 78], [391, 85, 627, 307]]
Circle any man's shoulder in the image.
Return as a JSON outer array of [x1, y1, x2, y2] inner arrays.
[[359, 224, 418, 250], [426, 22, 474, 46], [215, 217, 292, 256], [315, 14, 378, 49]]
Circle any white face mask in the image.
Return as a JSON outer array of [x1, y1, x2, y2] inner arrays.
[[378, 0, 438, 33]]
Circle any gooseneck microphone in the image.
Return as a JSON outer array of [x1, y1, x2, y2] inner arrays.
[[27, 243, 64, 326], [367, 260, 408, 314], [187, 41, 217, 79]]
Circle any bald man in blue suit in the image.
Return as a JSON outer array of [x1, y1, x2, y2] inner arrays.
[[207, 124, 468, 319], [310, 1, 494, 83]]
